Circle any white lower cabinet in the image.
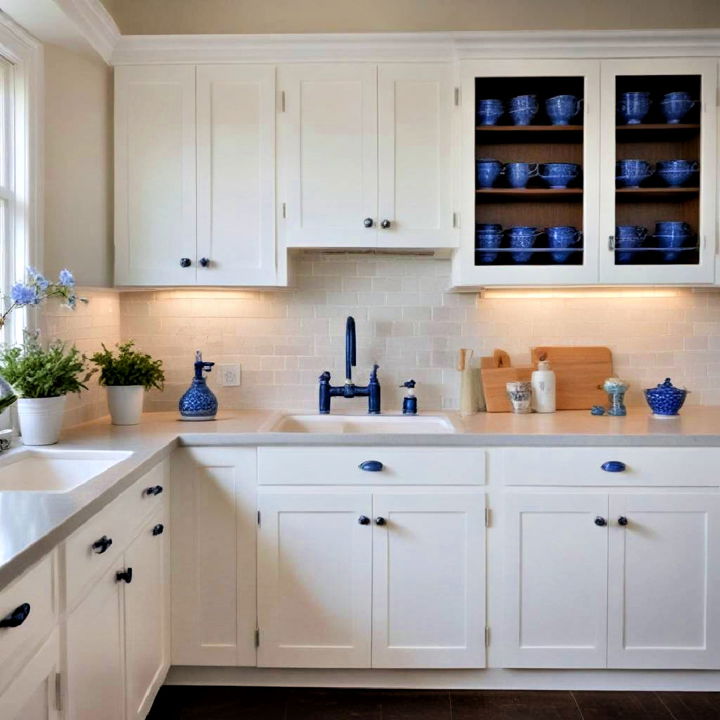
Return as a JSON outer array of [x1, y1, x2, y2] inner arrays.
[[257, 490, 486, 669], [171, 448, 257, 666], [504, 491, 720, 670]]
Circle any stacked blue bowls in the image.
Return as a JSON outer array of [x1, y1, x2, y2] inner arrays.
[[475, 223, 503, 263], [656, 159, 698, 187], [546, 226, 582, 263], [545, 95, 582, 126], [661, 91, 695, 124], [616, 159, 654, 188], [476, 158, 503, 188], [654, 221, 692, 262], [477, 98, 504, 126], [615, 225, 647, 264], [504, 162, 538, 189], [509, 94, 538, 126], [618, 91, 651, 125], [538, 162, 579, 189], [507, 226, 539, 263]]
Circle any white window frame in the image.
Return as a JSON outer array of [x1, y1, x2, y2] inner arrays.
[[0, 11, 42, 346]]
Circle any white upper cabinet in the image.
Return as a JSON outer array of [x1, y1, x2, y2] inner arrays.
[[197, 66, 278, 285], [278, 62, 456, 249], [115, 65, 197, 286], [599, 58, 717, 285]]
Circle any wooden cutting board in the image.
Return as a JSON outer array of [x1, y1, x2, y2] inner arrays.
[[480, 349, 533, 412], [531, 346, 613, 410]]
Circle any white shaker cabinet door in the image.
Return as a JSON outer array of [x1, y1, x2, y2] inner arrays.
[[371, 492, 486, 668], [278, 64, 378, 248], [608, 493, 720, 669], [115, 65, 197, 286], [257, 491, 373, 668], [503, 492, 609, 668], [378, 64, 456, 249], [197, 65, 278, 286], [171, 448, 257, 666], [124, 513, 170, 720], [66, 565, 125, 720]]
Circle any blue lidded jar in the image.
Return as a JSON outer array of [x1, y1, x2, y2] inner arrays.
[[644, 378, 689, 418]]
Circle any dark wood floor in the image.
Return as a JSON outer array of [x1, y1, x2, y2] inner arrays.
[[147, 687, 720, 719]]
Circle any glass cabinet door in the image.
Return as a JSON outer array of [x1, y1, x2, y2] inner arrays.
[[599, 59, 717, 285], [452, 59, 600, 287]]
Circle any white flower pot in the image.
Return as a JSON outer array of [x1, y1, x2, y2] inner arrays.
[[107, 385, 145, 426], [17, 395, 67, 446]]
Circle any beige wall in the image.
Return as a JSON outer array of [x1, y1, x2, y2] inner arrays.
[[44, 44, 113, 288], [99, 0, 720, 34]]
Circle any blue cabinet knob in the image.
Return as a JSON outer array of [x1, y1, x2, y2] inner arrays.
[[359, 460, 384, 472], [601, 461, 626, 473]]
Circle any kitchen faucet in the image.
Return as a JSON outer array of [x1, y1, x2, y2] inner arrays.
[[318, 316, 381, 414]]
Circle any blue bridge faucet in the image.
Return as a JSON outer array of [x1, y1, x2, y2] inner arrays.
[[319, 316, 381, 414]]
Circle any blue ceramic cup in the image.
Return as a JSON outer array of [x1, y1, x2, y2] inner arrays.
[[476, 158, 503, 188], [509, 94, 538, 126], [504, 162, 539, 189], [476, 225, 504, 263], [616, 158, 654, 188], [546, 226, 582, 263], [539, 162, 579, 189], [618, 91, 651, 125], [661, 91, 695, 124], [615, 225, 647, 264], [656, 159, 699, 187], [506, 226, 539, 264], [545, 95, 582, 125], [476, 98, 504, 126], [654, 221, 692, 262]]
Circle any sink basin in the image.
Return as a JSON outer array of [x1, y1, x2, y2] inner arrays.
[[267, 414, 456, 434], [0, 449, 133, 492]]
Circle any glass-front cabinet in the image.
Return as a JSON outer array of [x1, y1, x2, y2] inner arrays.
[[599, 59, 717, 285], [451, 58, 718, 288]]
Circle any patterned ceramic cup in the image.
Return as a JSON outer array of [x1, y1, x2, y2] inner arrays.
[[506, 381, 533, 414]]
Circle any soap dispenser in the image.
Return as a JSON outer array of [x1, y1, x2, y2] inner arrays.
[[400, 379, 417, 415], [179, 351, 218, 421], [531, 355, 556, 413]]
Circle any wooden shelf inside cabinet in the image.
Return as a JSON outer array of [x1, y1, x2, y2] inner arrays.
[[475, 125, 583, 143], [476, 188, 583, 202], [616, 123, 700, 143], [616, 123, 700, 131], [616, 187, 700, 201]]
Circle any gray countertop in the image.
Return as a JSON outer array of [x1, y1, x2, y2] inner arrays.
[[3, 406, 720, 590]]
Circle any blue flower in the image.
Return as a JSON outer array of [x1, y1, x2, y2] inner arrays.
[[58, 269, 75, 287], [11, 283, 40, 305], [27, 267, 49, 291]]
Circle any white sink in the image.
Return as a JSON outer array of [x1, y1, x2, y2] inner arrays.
[[0, 449, 133, 492], [267, 414, 456, 434]]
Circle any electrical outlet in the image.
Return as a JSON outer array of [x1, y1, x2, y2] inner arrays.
[[219, 364, 241, 387]]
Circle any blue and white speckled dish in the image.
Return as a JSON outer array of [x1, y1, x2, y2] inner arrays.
[[644, 378, 688, 418]]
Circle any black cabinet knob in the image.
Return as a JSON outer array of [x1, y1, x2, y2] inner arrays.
[[375, 517, 386, 526], [594, 516, 607, 527], [363, 218, 374, 228], [152, 524, 165, 536], [380, 219, 391, 229], [180, 258, 192, 268], [145, 485, 163, 496], [199, 257, 210, 268], [91, 535, 113, 554], [116, 568, 133, 584], [358, 515, 370, 525], [0, 603, 31, 628], [618, 516, 629, 526]]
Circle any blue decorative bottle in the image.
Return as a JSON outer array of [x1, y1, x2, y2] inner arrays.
[[179, 351, 218, 421]]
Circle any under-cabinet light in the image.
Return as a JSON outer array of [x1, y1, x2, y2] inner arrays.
[[479, 287, 685, 299]]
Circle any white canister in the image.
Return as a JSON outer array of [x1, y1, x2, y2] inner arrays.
[[531, 359, 556, 413], [17, 395, 67, 446], [106, 385, 145, 426]]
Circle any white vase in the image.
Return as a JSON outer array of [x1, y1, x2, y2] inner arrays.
[[106, 385, 145, 425], [17, 395, 67, 446]]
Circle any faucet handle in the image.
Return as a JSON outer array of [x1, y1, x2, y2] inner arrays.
[[370, 364, 379, 380], [319, 371, 331, 382]]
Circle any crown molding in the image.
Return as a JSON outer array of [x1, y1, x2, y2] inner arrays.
[[53, 0, 120, 63], [111, 29, 720, 65]]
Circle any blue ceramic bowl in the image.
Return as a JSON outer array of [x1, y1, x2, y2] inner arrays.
[[615, 225, 647, 264], [507, 226, 538, 263], [546, 226, 582, 263], [618, 91, 651, 125], [545, 94, 582, 126], [476, 158, 503, 188], [508, 108, 537, 126], [475, 231, 503, 263], [477, 98, 504, 126], [539, 162, 579, 189], [661, 92, 695, 124], [616, 159, 653, 188], [505, 162, 539, 188], [644, 378, 688, 417], [656, 160, 698, 187]]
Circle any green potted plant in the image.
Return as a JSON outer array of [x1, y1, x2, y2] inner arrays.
[[91, 341, 165, 425], [0, 336, 94, 445]]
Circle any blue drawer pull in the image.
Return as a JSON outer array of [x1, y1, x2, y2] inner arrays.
[[359, 460, 384, 472], [601, 461, 626, 473]]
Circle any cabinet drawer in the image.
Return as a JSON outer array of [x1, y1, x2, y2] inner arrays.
[[65, 462, 168, 608], [503, 447, 720, 486], [0, 552, 57, 694], [258, 447, 485, 485]]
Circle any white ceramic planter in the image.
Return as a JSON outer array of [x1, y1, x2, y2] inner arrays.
[[106, 385, 144, 425], [17, 395, 67, 446]]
